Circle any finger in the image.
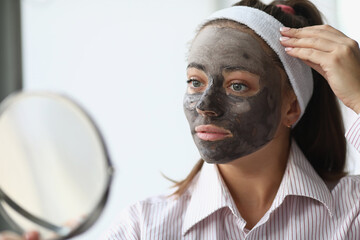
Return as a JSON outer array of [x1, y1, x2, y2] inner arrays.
[[280, 25, 349, 44], [285, 47, 328, 66], [299, 24, 343, 34], [0, 231, 24, 240], [285, 47, 330, 78], [281, 24, 345, 38], [280, 36, 339, 52], [301, 60, 325, 77]]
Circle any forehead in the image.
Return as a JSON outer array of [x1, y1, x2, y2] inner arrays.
[[188, 26, 271, 75]]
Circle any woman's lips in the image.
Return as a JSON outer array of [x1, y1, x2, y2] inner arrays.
[[195, 125, 233, 141]]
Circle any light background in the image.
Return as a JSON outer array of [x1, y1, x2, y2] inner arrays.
[[20, 0, 360, 239]]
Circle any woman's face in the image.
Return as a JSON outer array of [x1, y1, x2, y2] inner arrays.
[[184, 26, 284, 164]]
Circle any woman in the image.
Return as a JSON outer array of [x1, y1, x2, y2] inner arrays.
[[104, 0, 360, 239]]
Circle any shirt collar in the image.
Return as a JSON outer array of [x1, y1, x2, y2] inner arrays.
[[269, 139, 335, 216], [182, 161, 243, 236], [182, 139, 335, 236]]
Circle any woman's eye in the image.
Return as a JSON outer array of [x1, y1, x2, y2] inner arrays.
[[230, 83, 248, 92], [187, 79, 203, 88]]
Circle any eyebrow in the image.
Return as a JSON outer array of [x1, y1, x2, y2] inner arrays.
[[222, 65, 260, 76], [186, 63, 260, 75], [222, 66, 247, 73], [187, 62, 206, 71]]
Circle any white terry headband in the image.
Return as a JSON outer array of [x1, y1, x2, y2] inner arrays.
[[205, 6, 313, 123]]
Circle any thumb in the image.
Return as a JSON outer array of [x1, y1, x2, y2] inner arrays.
[[24, 231, 39, 240], [302, 60, 326, 78]]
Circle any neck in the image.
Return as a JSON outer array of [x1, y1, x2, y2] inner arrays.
[[217, 131, 291, 229]]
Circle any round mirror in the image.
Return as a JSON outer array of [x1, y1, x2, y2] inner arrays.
[[0, 92, 114, 239]]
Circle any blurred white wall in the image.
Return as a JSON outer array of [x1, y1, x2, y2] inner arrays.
[[20, 0, 360, 239], [21, 0, 216, 239]]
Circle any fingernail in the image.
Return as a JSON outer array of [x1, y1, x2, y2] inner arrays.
[[285, 47, 293, 52], [280, 36, 290, 41], [280, 27, 291, 32]]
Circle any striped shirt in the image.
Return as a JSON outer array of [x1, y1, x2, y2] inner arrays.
[[105, 118, 360, 239]]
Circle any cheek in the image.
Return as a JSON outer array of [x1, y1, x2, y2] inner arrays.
[[183, 94, 200, 123], [183, 94, 200, 111], [227, 99, 251, 114], [237, 86, 282, 126]]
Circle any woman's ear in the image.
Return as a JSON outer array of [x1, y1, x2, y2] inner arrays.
[[282, 91, 301, 128]]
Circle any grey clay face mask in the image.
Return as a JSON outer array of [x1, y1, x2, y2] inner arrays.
[[184, 26, 283, 164]]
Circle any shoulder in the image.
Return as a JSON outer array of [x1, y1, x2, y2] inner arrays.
[[134, 191, 192, 214], [331, 175, 360, 215], [335, 174, 360, 193], [103, 192, 192, 240], [332, 175, 360, 198]]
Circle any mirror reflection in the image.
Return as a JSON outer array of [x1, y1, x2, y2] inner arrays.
[[0, 92, 113, 239]]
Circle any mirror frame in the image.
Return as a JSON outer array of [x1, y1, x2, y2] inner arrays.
[[0, 91, 114, 239]]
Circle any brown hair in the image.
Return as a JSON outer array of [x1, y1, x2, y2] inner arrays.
[[171, 0, 347, 196]]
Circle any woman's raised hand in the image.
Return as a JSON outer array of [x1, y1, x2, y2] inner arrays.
[[280, 25, 360, 114]]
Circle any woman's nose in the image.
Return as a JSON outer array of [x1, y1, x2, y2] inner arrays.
[[196, 107, 218, 117], [195, 91, 223, 117]]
